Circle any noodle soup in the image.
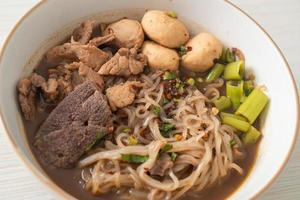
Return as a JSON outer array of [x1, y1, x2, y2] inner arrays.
[[18, 10, 268, 200]]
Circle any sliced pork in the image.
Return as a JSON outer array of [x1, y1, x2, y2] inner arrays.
[[98, 48, 147, 77], [71, 20, 96, 44], [46, 43, 109, 71], [106, 81, 141, 111]]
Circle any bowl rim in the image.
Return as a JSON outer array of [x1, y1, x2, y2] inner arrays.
[[0, 0, 299, 199]]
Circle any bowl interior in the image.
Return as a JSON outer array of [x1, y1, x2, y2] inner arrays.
[[0, 0, 298, 199]]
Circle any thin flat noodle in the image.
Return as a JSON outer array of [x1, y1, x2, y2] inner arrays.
[[79, 70, 245, 200]]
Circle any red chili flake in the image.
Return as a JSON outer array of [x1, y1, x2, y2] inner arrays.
[[165, 105, 176, 115], [108, 126, 114, 133], [165, 93, 173, 100], [155, 118, 162, 123], [131, 84, 142, 92], [202, 133, 209, 141], [201, 123, 208, 130]]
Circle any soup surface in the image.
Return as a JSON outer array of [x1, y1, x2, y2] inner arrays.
[[25, 117, 258, 200]]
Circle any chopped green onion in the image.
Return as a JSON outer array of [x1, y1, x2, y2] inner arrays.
[[240, 94, 247, 103], [159, 123, 175, 138], [128, 135, 138, 145], [222, 115, 251, 132], [224, 61, 245, 80], [175, 79, 185, 90], [163, 71, 177, 80], [152, 106, 161, 116], [189, 71, 196, 77], [178, 45, 187, 56], [225, 48, 236, 63], [173, 98, 181, 103], [186, 78, 195, 86], [230, 139, 237, 146], [226, 80, 244, 110], [244, 80, 254, 96], [206, 63, 225, 83], [166, 11, 178, 18], [121, 154, 149, 164], [163, 98, 170, 105], [178, 86, 184, 94], [219, 48, 236, 64], [220, 48, 227, 63], [122, 127, 131, 134], [242, 126, 261, 144], [170, 152, 177, 161], [213, 96, 232, 111], [161, 144, 173, 152], [236, 88, 268, 124], [85, 131, 106, 152], [220, 112, 247, 121]]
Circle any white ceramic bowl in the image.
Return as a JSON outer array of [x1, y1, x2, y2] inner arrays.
[[0, 0, 299, 199]]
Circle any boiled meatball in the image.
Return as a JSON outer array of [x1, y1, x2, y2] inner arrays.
[[104, 19, 144, 48], [181, 32, 223, 72], [142, 41, 179, 71], [141, 10, 189, 48]]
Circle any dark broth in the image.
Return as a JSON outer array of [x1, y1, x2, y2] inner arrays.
[[23, 54, 260, 200], [25, 111, 259, 200]]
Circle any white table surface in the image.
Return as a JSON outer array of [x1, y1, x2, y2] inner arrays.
[[0, 0, 299, 199]]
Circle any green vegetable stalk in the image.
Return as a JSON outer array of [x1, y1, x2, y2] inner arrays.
[[225, 48, 236, 63], [220, 48, 227, 62], [220, 112, 247, 121], [244, 80, 254, 96], [224, 60, 245, 80], [242, 126, 261, 144], [222, 115, 250, 132], [219, 48, 236, 64], [235, 88, 268, 124], [206, 63, 225, 83], [226, 80, 244, 110], [213, 96, 232, 111]]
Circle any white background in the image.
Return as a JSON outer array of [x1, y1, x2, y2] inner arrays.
[[0, 0, 299, 199]]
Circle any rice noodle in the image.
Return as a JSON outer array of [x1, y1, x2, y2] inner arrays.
[[79, 70, 245, 199]]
